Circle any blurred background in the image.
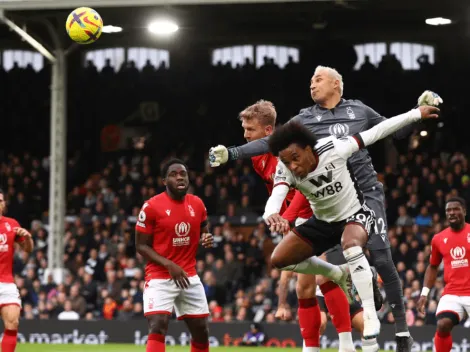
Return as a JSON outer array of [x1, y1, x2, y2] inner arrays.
[[0, 0, 469, 347]]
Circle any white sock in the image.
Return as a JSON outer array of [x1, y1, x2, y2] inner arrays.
[[343, 246, 376, 314], [282, 256, 342, 280], [302, 342, 320, 352], [396, 332, 411, 337], [339, 332, 355, 350]]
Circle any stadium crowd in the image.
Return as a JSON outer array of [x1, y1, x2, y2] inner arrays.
[[1, 51, 469, 327]]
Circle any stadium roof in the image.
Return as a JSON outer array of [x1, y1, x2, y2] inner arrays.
[[0, 0, 466, 48]]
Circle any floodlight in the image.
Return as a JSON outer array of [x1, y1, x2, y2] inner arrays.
[[148, 19, 179, 35], [425, 17, 452, 26], [102, 25, 123, 33]]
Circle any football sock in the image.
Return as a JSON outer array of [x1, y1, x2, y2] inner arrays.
[[282, 256, 343, 281], [2, 329, 18, 352], [319, 281, 352, 334], [298, 297, 321, 350], [191, 340, 209, 352], [146, 333, 165, 352], [435, 331, 452, 352]]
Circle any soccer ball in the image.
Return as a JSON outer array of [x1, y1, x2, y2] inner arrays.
[[66, 7, 103, 44]]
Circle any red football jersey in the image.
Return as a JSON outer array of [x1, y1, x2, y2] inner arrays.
[[251, 154, 312, 219], [430, 223, 470, 296], [135, 192, 207, 280], [0, 216, 24, 283]]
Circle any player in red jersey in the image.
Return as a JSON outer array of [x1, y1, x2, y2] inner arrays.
[[135, 159, 214, 352], [0, 189, 34, 352], [418, 197, 470, 352], [239, 101, 363, 352]]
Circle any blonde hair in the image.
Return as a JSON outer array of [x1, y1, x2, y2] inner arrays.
[[239, 100, 277, 126], [314, 65, 344, 96]]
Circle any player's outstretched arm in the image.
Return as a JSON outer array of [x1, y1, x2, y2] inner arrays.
[[365, 90, 443, 140], [135, 231, 190, 289], [209, 137, 270, 167], [337, 106, 440, 160]]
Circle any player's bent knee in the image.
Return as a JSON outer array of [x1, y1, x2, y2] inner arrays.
[[4, 318, 19, 330], [436, 316, 456, 333], [271, 253, 291, 270], [341, 238, 363, 250]]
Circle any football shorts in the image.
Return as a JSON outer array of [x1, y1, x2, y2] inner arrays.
[[0, 283, 21, 308], [143, 275, 209, 320]]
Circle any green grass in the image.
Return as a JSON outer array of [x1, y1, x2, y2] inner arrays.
[[16, 345, 305, 351]]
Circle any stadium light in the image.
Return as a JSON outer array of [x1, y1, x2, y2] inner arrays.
[[148, 19, 179, 35], [420, 130, 428, 137], [425, 17, 452, 26], [102, 25, 123, 33]]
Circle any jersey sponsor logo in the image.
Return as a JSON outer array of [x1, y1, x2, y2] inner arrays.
[[174, 222, 191, 247], [346, 107, 356, 119], [136, 221, 146, 228], [0, 233, 8, 252], [328, 123, 350, 138], [308, 171, 333, 187], [450, 246, 468, 268]]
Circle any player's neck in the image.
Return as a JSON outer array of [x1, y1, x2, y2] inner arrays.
[[450, 223, 465, 232], [166, 190, 185, 202], [318, 95, 341, 110]]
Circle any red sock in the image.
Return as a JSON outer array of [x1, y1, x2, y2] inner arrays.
[[298, 297, 321, 347], [191, 340, 209, 352], [320, 281, 352, 333], [146, 333, 165, 352], [2, 329, 17, 352], [435, 330, 452, 352]]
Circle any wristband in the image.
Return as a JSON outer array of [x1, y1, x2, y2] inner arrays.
[[227, 147, 238, 161], [421, 287, 430, 297]]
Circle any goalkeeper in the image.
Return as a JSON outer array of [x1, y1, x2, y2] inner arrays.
[[209, 65, 442, 352]]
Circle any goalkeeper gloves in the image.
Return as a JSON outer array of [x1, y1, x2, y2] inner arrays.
[[209, 145, 229, 167], [418, 90, 443, 107]]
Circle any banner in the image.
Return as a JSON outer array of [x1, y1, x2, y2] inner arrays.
[[2, 320, 470, 350]]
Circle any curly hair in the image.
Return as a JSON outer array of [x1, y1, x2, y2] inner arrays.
[[268, 121, 318, 156]]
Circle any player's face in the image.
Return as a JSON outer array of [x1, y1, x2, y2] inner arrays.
[[241, 118, 273, 142], [279, 143, 317, 179], [0, 193, 4, 215], [310, 71, 338, 103], [164, 164, 189, 196], [445, 201, 466, 229]]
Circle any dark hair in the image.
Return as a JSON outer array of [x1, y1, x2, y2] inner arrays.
[[268, 121, 318, 156], [0, 188, 3, 195], [446, 197, 466, 209], [161, 158, 188, 178]]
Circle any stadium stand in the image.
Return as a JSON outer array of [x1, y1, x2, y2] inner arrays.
[[1, 52, 469, 328]]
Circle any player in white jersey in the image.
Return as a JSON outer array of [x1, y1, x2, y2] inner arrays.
[[263, 105, 439, 342]]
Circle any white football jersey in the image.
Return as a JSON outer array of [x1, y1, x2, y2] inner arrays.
[[273, 135, 364, 223]]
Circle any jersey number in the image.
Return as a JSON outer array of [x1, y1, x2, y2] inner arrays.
[[313, 182, 343, 198]]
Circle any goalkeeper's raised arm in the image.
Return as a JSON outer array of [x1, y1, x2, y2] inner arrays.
[[208, 136, 270, 167]]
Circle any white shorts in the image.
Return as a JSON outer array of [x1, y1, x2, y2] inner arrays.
[[436, 294, 470, 321], [143, 275, 209, 320], [0, 283, 21, 308]]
